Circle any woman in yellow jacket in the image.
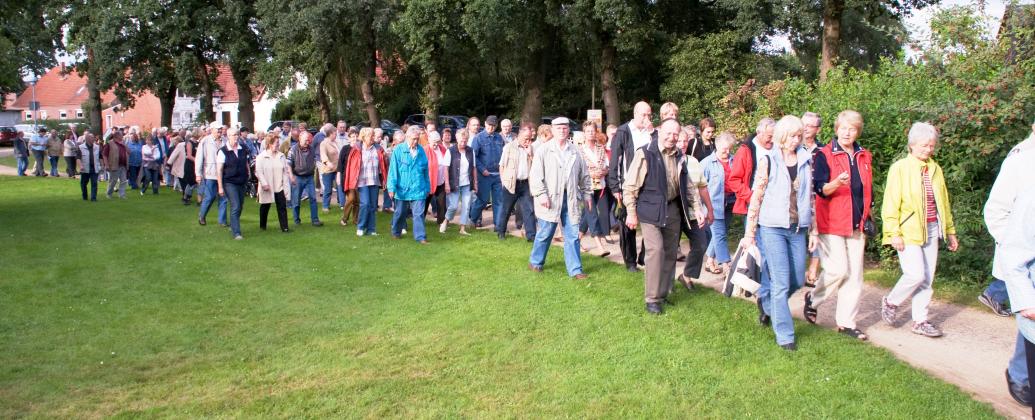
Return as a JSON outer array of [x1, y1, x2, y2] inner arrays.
[[879, 122, 960, 338]]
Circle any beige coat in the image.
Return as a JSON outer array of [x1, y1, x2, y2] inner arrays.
[[529, 140, 592, 224], [166, 142, 187, 179], [499, 140, 534, 194], [319, 138, 341, 174], [255, 150, 292, 204]]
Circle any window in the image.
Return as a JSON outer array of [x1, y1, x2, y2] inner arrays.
[[59, 110, 68, 119], [25, 111, 32, 119], [40, 110, 48, 119], [106, 115, 113, 129], [76, 109, 84, 118]]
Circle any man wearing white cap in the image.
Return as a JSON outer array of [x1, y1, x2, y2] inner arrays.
[[528, 117, 592, 279], [195, 125, 228, 226]]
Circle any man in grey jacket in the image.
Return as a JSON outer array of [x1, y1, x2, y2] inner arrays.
[[528, 117, 592, 279]]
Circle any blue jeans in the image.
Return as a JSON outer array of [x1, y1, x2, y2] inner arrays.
[[224, 182, 245, 237], [16, 156, 28, 176], [80, 172, 98, 200], [1010, 331, 1029, 383], [985, 280, 1009, 305], [391, 198, 427, 241], [357, 185, 380, 234], [199, 179, 228, 224], [128, 165, 141, 189], [446, 184, 473, 226], [321, 172, 344, 210], [529, 194, 583, 277], [759, 225, 807, 346], [48, 156, 59, 176], [707, 217, 732, 264], [470, 173, 502, 225], [383, 188, 393, 210], [292, 175, 320, 223]]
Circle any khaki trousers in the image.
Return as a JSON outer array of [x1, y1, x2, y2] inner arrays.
[[341, 189, 359, 223], [642, 201, 682, 304], [812, 231, 866, 328]]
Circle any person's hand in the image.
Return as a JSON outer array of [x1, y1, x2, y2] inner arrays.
[[808, 234, 818, 253], [262, 184, 271, 191], [694, 209, 706, 226], [388, 191, 394, 200], [1022, 308, 1035, 320], [836, 171, 850, 185], [195, 176, 202, 184], [539, 196, 551, 209], [740, 236, 755, 249], [947, 234, 959, 252], [218, 187, 225, 197], [613, 192, 622, 202], [891, 236, 905, 252], [705, 210, 714, 226], [625, 213, 638, 230]]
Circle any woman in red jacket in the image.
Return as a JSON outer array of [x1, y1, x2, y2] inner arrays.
[[342, 128, 388, 236], [803, 110, 873, 341]]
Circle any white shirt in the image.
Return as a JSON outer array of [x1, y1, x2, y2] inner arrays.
[[458, 151, 471, 187], [629, 120, 652, 150], [434, 145, 450, 186], [516, 144, 531, 180], [216, 144, 242, 165]]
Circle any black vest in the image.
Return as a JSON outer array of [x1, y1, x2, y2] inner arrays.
[[221, 145, 250, 185], [636, 140, 691, 227]]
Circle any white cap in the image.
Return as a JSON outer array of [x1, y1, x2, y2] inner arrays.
[[428, 131, 441, 142], [551, 117, 570, 126], [209, 121, 223, 129]]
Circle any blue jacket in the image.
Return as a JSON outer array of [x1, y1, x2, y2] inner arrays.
[[127, 140, 143, 166], [758, 147, 813, 229], [387, 145, 431, 201], [701, 152, 733, 220], [471, 131, 504, 175]]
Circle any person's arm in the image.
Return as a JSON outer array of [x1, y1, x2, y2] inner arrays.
[[255, 158, 270, 190], [386, 149, 398, 198], [194, 141, 206, 182], [216, 150, 226, 196], [985, 157, 1019, 243], [621, 149, 648, 226], [529, 149, 548, 208], [881, 162, 905, 250], [607, 131, 626, 197], [742, 157, 770, 246]]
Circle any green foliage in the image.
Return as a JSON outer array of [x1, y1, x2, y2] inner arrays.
[[711, 6, 1035, 285], [0, 0, 57, 99], [661, 32, 750, 123], [271, 89, 320, 126]]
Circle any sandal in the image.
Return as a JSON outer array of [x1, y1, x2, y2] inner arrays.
[[838, 327, 868, 341], [803, 292, 818, 324]]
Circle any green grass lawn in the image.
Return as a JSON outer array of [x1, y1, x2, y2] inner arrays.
[[0, 177, 998, 418]]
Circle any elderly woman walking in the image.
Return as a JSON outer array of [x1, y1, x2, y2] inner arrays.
[[702, 132, 738, 274], [443, 128, 477, 235], [387, 126, 432, 243], [803, 110, 874, 341], [343, 127, 388, 236], [879, 122, 959, 337], [742, 116, 816, 351], [255, 133, 292, 233]]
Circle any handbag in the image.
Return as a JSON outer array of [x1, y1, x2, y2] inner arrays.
[[863, 216, 877, 237]]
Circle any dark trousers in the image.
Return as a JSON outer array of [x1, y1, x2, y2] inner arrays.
[[426, 183, 447, 224], [497, 179, 536, 240], [32, 150, 46, 176], [141, 168, 160, 193], [65, 156, 78, 177], [680, 218, 709, 279], [260, 191, 289, 231], [1027, 337, 1035, 418], [619, 219, 639, 268], [128, 165, 141, 189], [80, 172, 98, 201]]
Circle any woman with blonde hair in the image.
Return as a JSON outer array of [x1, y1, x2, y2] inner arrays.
[[255, 133, 292, 232], [578, 121, 612, 255], [879, 122, 959, 337], [742, 115, 816, 351]]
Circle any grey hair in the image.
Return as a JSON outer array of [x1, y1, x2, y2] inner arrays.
[[322, 123, 335, 135], [428, 131, 441, 142], [406, 125, 421, 137], [714, 131, 737, 147], [801, 112, 821, 126], [755, 118, 776, 134], [907, 122, 939, 146]]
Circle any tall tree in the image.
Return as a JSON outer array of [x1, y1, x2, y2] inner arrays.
[[215, 0, 267, 131], [394, 0, 467, 122], [0, 0, 58, 100]]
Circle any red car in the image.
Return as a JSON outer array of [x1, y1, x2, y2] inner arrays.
[[0, 126, 15, 146]]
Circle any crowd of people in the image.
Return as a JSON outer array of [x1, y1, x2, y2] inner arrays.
[[10, 103, 1035, 410]]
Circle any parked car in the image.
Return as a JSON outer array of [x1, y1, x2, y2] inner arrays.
[[541, 116, 580, 134], [14, 124, 38, 136], [267, 120, 318, 137], [0, 126, 15, 146], [354, 119, 401, 144]]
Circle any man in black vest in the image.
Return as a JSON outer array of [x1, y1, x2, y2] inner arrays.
[[622, 119, 705, 314], [607, 101, 657, 272], [287, 132, 324, 227], [216, 128, 252, 240]]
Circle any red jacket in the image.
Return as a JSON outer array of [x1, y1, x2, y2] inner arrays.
[[727, 143, 755, 215], [342, 146, 387, 190], [814, 143, 873, 236]]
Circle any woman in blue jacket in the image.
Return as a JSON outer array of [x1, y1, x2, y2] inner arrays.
[[701, 132, 737, 274]]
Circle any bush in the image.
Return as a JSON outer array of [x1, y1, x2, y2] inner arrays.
[[709, 11, 1035, 285]]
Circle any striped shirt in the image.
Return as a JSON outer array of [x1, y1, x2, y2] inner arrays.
[[358, 146, 380, 187], [923, 167, 937, 222]]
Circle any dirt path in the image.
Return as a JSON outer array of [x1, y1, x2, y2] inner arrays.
[[0, 163, 1023, 418], [483, 211, 1025, 419]]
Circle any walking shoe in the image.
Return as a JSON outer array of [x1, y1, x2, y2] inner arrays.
[[1006, 370, 1032, 407], [645, 302, 663, 315], [233, 235, 243, 240], [911, 321, 943, 337], [978, 293, 1012, 317], [779, 342, 797, 351], [356, 229, 364, 237], [439, 222, 447, 233], [340, 219, 348, 226], [402, 228, 407, 235], [573, 273, 588, 280], [880, 296, 897, 325], [312, 221, 324, 227], [198, 218, 206, 226], [528, 264, 542, 273], [498, 231, 507, 240], [757, 298, 771, 326]]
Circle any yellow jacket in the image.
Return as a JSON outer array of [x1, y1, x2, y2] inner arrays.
[[881, 155, 955, 246]]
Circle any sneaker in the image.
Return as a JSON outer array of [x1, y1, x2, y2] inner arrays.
[[439, 222, 447, 233], [356, 229, 364, 237], [978, 293, 1012, 317], [233, 235, 243, 240], [880, 296, 897, 325], [911, 321, 943, 337], [368, 232, 378, 236], [402, 228, 407, 235]]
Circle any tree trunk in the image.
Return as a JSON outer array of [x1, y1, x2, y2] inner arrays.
[[194, 51, 215, 123], [360, 44, 380, 127], [600, 40, 620, 126], [423, 72, 441, 121], [820, 0, 845, 82], [315, 70, 331, 124], [158, 80, 176, 129], [85, 48, 103, 136], [519, 50, 546, 126], [230, 63, 255, 131]]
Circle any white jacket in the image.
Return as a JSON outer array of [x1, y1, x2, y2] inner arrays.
[[194, 136, 221, 180], [529, 140, 592, 224], [986, 135, 1035, 279], [78, 143, 103, 173]]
